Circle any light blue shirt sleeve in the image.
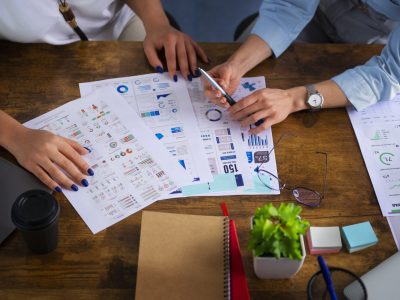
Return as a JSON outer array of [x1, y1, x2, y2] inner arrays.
[[251, 0, 319, 57], [332, 26, 400, 111]]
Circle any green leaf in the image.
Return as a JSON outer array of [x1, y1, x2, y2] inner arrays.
[[248, 202, 310, 260]]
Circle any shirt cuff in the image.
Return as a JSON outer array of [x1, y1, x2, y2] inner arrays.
[[332, 69, 378, 111], [250, 21, 292, 58]]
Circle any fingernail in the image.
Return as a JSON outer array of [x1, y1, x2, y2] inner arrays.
[[71, 184, 79, 192], [173, 74, 178, 82], [194, 69, 201, 77], [84, 147, 91, 153], [81, 179, 89, 187], [55, 186, 62, 193], [87, 168, 94, 176], [155, 65, 164, 73], [187, 74, 192, 81]]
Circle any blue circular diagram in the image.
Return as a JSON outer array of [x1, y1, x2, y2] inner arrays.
[[116, 85, 129, 94]]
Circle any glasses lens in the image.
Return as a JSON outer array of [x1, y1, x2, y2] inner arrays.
[[308, 268, 367, 300], [257, 170, 282, 191], [292, 187, 322, 207]]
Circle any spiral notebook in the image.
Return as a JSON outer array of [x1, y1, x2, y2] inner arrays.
[[135, 211, 230, 300]]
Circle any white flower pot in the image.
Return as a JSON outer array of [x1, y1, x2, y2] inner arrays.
[[251, 217, 306, 279]]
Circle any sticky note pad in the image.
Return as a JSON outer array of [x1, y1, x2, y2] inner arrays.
[[341, 221, 378, 253], [307, 226, 342, 254]]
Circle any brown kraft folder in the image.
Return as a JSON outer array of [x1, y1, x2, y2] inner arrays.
[[135, 211, 230, 300]]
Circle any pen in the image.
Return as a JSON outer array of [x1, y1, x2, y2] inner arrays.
[[317, 255, 338, 300], [198, 67, 263, 126], [197, 67, 237, 106]]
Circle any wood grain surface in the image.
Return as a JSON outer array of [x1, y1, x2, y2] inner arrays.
[[0, 41, 395, 300]]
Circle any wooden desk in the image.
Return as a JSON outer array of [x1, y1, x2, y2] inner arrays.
[[0, 41, 396, 300]]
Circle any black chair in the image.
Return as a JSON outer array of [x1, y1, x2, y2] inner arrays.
[[233, 12, 259, 41]]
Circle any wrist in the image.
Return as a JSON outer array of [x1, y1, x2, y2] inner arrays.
[[287, 86, 308, 113], [226, 56, 250, 78], [0, 122, 28, 152]]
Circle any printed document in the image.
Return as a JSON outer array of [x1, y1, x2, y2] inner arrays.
[[347, 96, 400, 216], [81, 74, 254, 197], [232, 77, 279, 195], [25, 87, 190, 233], [80, 74, 212, 184]]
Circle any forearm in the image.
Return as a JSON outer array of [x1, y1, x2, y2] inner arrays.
[[124, 0, 169, 32], [288, 80, 350, 113], [0, 110, 26, 151], [228, 34, 273, 77]]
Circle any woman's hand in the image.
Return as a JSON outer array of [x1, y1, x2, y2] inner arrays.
[[229, 87, 308, 134], [203, 61, 242, 108], [7, 126, 93, 192], [144, 25, 209, 81]]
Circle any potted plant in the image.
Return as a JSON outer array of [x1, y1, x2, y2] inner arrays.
[[248, 203, 310, 279]]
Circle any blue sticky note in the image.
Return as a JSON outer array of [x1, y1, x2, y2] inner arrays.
[[209, 174, 238, 192], [341, 221, 378, 253]]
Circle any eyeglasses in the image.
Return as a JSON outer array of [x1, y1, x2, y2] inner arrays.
[[307, 267, 367, 300], [255, 135, 328, 207]]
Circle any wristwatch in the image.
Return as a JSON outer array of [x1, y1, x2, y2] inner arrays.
[[305, 85, 324, 111]]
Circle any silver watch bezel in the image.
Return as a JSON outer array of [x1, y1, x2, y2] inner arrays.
[[305, 85, 324, 111]]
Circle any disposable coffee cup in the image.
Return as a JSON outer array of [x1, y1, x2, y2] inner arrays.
[[11, 189, 60, 254]]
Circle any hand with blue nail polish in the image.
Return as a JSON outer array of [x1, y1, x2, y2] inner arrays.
[[143, 21, 209, 82], [0, 112, 93, 192]]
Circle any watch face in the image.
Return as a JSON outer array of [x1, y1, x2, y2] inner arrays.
[[308, 94, 323, 108]]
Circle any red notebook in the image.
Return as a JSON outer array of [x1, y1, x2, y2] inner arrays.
[[221, 203, 250, 300]]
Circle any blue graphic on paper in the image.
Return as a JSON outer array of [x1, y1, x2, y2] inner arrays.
[[141, 110, 160, 117], [220, 155, 236, 161], [172, 108, 178, 113], [246, 151, 253, 163], [242, 82, 256, 91], [171, 127, 182, 133], [155, 133, 164, 140], [116, 85, 129, 94], [247, 134, 268, 148], [179, 159, 186, 169], [156, 93, 171, 100]]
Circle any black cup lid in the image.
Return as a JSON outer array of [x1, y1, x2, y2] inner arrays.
[[11, 189, 59, 231]]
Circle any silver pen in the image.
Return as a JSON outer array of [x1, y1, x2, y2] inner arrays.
[[197, 67, 236, 106]]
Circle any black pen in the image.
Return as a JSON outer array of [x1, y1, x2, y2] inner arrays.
[[198, 67, 264, 127]]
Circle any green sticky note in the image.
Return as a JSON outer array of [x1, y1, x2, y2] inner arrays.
[[182, 183, 210, 196], [209, 174, 238, 192], [245, 175, 274, 193]]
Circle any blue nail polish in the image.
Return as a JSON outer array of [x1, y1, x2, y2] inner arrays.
[[81, 179, 89, 187], [187, 74, 192, 81], [87, 168, 94, 176], [255, 119, 264, 127], [194, 69, 201, 77], [155, 66, 164, 73], [84, 146, 91, 153], [55, 186, 62, 193], [71, 184, 79, 192], [173, 74, 178, 82]]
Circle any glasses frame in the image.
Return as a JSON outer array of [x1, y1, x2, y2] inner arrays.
[[256, 134, 328, 208], [307, 267, 368, 300]]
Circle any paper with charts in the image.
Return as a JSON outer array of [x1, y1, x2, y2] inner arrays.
[[347, 96, 400, 216], [24, 87, 190, 233], [79, 73, 269, 197], [80, 74, 212, 185], [185, 76, 279, 196]]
